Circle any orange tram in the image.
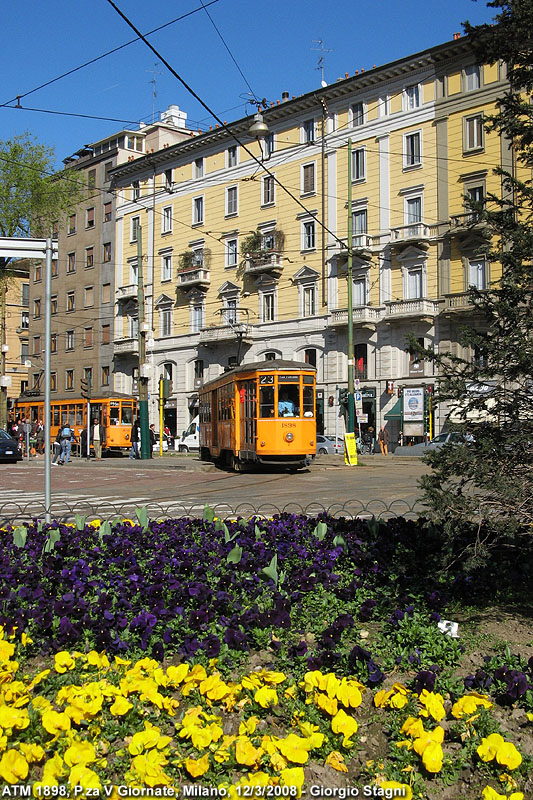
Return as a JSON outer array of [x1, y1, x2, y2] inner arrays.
[[13, 393, 137, 454], [199, 359, 317, 471]]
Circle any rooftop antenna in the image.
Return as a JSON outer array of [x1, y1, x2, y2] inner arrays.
[[146, 62, 163, 122], [312, 39, 333, 87]]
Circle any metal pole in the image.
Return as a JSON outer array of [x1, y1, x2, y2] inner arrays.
[[137, 228, 150, 458], [346, 139, 355, 433], [159, 376, 163, 457], [320, 99, 327, 307], [0, 274, 7, 430], [44, 238, 52, 523]]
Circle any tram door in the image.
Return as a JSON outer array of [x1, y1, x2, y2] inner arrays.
[[238, 380, 256, 454]]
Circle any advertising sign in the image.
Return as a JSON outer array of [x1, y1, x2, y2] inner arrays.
[[403, 387, 424, 421], [344, 432, 358, 466]]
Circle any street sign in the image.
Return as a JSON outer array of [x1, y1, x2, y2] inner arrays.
[[354, 391, 363, 411]]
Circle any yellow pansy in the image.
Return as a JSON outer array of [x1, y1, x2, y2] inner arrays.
[[325, 750, 348, 773], [64, 741, 97, 767], [254, 686, 278, 708], [235, 737, 263, 767], [129, 723, 171, 755], [336, 678, 364, 708], [18, 743, 45, 764], [42, 709, 72, 737], [413, 725, 444, 757], [451, 692, 492, 718], [496, 741, 522, 771], [27, 670, 51, 691], [477, 733, 506, 762], [421, 740, 443, 773], [109, 696, 133, 716], [331, 708, 358, 747], [276, 734, 311, 765], [297, 721, 324, 749], [280, 766, 305, 796], [87, 651, 110, 670], [0, 749, 29, 784], [239, 716, 259, 735], [69, 764, 102, 792], [0, 640, 15, 660], [378, 783, 413, 800], [184, 753, 210, 778], [400, 716, 426, 738], [315, 692, 338, 716], [20, 632, 33, 647], [54, 651, 76, 673], [481, 789, 507, 800], [0, 705, 30, 730]]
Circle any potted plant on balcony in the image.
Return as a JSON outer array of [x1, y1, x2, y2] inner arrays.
[[240, 230, 284, 266], [178, 248, 211, 271]]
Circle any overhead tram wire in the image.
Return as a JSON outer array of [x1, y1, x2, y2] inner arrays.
[[0, 0, 220, 109], [104, 0, 349, 255]]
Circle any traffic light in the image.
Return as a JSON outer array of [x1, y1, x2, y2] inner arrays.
[[160, 378, 172, 400], [397, 386, 403, 398], [81, 377, 91, 400], [339, 388, 349, 409]]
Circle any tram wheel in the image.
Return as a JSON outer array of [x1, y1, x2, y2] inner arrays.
[[231, 455, 243, 472]]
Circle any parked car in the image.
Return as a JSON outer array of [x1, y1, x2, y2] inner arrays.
[[394, 431, 465, 456], [178, 416, 199, 452], [316, 434, 343, 455], [0, 429, 22, 463], [152, 433, 169, 453]]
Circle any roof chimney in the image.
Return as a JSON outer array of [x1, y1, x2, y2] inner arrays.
[[453, 32, 461, 40], [282, 91, 290, 102]]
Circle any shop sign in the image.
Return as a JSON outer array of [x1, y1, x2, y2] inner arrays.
[[403, 386, 424, 421]]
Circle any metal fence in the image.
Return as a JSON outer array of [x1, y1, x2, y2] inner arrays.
[[0, 497, 427, 525]]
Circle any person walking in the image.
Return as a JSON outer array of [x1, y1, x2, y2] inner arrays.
[[35, 419, 45, 455], [90, 417, 106, 460], [149, 423, 156, 458], [129, 418, 140, 459], [59, 423, 75, 464], [378, 425, 390, 455], [51, 429, 62, 465]]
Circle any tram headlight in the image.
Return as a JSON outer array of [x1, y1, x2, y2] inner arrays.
[[284, 432, 294, 442], [260, 441, 266, 447]]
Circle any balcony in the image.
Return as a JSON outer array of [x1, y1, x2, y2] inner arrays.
[[351, 234, 373, 260], [443, 292, 478, 312], [113, 337, 139, 355], [116, 284, 138, 301], [385, 298, 440, 320], [199, 323, 251, 345], [450, 213, 491, 235], [329, 306, 382, 328], [244, 250, 283, 276], [390, 223, 431, 248], [177, 267, 210, 290]]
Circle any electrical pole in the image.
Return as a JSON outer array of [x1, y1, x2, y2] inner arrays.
[[346, 139, 355, 433], [137, 228, 150, 458], [0, 271, 7, 430]]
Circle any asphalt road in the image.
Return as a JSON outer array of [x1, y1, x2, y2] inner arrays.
[[0, 453, 430, 523]]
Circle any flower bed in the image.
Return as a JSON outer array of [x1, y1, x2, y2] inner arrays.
[[0, 512, 531, 797]]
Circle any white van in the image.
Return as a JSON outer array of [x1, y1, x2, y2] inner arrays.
[[177, 415, 199, 452]]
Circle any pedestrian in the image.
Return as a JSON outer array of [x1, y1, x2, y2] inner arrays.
[[378, 425, 390, 455], [51, 429, 62, 465], [129, 418, 140, 460], [90, 417, 106, 460], [149, 424, 156, 458], [35, 419, 45, 455], [59, 422, 75, 464], [80, 427, 88, 459]]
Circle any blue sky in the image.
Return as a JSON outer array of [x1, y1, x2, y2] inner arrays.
[[1, 0, 496, 168]]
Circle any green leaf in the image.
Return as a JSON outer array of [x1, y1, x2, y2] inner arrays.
[[13, 526, 27, 548], [254, 524, 263, 540], [333, 534, 347, 552], [203, 504, 215, 523], [43, 530, 61, 555], [238, 518, 249, 530], [226, 545, 243, 564], [262, 553, 279, 586], [313, 521, 328, 541], [98, 520, 111, 543], [37, 520, 44, 533], [135, 506, 148, 531], [223, 525, 239, 544], [75, 513, 86, 531], [366, 516, 380, 537], [214, 518, 225, 531]]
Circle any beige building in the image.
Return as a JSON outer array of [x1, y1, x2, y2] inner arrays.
[[2, 263, 30, 411], [108, 36, 510, 444]]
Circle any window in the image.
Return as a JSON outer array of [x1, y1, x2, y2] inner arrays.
[[84, 286, 94, 307], [405, 84, 420, 110], [404, 131, 421, 167], [66, 292, 75, 312], [353, 276, 367, 306], [468, 259, 487, 290], [193, 196, 204, 225], [68, 214, 76, 235], [65, 369, 74, 391], [352, 148, 366, 181], [50, 333, 57, 354], [104, 162, 113, 183], [21, 310, 29, 329], [406, 196, 423, 235], [83, 327, 93, 348], [227, 146, 238, 168], [103, 242, 111, 262], [101, 324, 110, 345], [33, 299, 41, 319], [164, 168, 173, 189], [129, 260, 139, 285], [265, 133, 275, 156], [34, 263, 41, 282], [50, 372, 57, 392], [225, 298, 237, 325], [51, 259, 58, 277], [160, 308, 172, 337], [406, 267, 423, 299], [304, 348, 317, 367], [32, 372, 41, 391], [303, 118, 315, 143], [226, 186, 238, 216], [33, 336, 41, 356], [465, 64, 481, 91], [85, 247, 94, 269], [302, 163, 316, 194], [103, 202, 112, 222], [66, 330, 75, 350], [261, 292, 275, 322], [51, 296, 58, 315], [262, 176, 275, 205], [194, 158, 204, 178], [192, 248, 205, 267], [132, 182, 140, 201], [194, 359, 204, 382], [352, 209, 368, 245], [86, 207, 95, 228], [161, 253, 172, 282], [129, 316, 138, 338], [226, 238, 238, 268], [102, 283, 111, 303], [378, 95, 390, 117], [87, 169, 96, 190], [408, 337, 425, 375], [303, 285, 317, 317], [302, 220, 316, 251], [162, 206, 172, 233], [265, 352, 276, 361], [101, 366, 110, 386], [351, 102, 364, 126], [192, 303, 204, 333], [67, 252, 76, 273], [52, 220, 59, 239], [131, 216, 140, 242], [464, 114, 484, 152], [21, 284, 29, 307]]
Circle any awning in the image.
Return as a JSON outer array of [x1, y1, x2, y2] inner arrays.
[[384, 399, 402, 419]]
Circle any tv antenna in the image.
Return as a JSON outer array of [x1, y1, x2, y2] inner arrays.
[[146, 62, 163, 122], [312, 40, 333, 87]]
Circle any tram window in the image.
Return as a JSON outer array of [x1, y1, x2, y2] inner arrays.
[[61, 408, 68, 426], [121, 405, 133, 425], [110, 406, 120, 425], [259, 387, 275, 417], [76, 405, 83, 426], [278, 385, 300, 417], [53, 408, 60, 426], [303, 386, 315, 417]]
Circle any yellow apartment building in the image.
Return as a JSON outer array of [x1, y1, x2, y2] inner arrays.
[[110, 35, 510, 444], [2, 264, 29, 410]]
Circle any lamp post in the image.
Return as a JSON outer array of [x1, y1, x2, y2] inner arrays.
[[346, 139, 355, 433]]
